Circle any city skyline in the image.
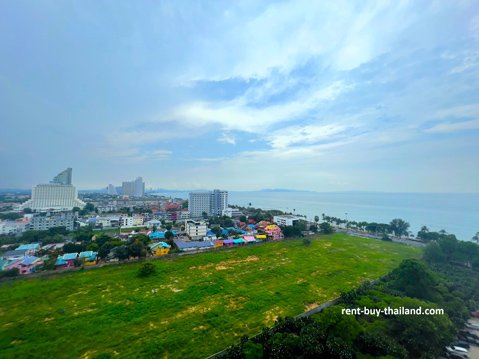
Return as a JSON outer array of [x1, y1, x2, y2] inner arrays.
[[1, 1, 478, 192]]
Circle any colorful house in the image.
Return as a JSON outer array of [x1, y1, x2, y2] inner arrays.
[[150, 242, 171, 256], [79, 251, 98, 266], [243, 236, 256, 244], [55, 252, 78, 268], [233, 238, 245, 246], [213, 240, 224, 248], [223, 239, 234, 247], [264, 224, 283, 240], [16, 243, 41, 255], [173, 239, 214, 251], [149, 231, 165, 240], [6, 256, 43, 275]]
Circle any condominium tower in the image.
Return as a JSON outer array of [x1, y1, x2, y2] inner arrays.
[[189, 189, 228, 218], [121, 177, 145, 197]]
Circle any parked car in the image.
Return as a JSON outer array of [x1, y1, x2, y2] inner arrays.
[[446, 346, 468, 354], [452, 340, 470, 349], [465, 322, 479, 330], [471, 311, 479, 318]]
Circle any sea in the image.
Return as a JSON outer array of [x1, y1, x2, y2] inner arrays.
[[151, 191, 479, 241]]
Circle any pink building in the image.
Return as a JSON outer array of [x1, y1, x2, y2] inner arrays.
[[5, 256, 43, 275]]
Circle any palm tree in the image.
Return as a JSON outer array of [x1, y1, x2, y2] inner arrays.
[[473, 232, 479, 244], [389, 218, 410, 237]]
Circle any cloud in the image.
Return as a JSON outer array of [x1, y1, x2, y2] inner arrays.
[[434, 103, 479, 119], [218, 132, 236, 145], [171, 80, 352, 132], [425, 119, 479, 133], [267, 124, 348, 149]]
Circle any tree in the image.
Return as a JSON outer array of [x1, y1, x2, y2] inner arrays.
[[128, 240, 147, 258], [63, 242, 84, 253], [319, 222, 334, 234], [303, 238, 311, 246], [165, 231, 174, 241], [165, 223, 173, 231], [131, 234, 149, 246], [0, 212, 22, 220], [23, 207, 32, 214], [211, 226, 222, 238], [98, 243, 113, 259], [86, 243, 99, 251], [42, 257, 57, 271], [473, 232, 479, 244], [389, 218, 410, 237], [84, 202, 95, 212], [113, 245, 129, 260], [72, 207, 81, 213], [182, 200, 188, 209], [282, 226, 303, 238], [314, 215, 320, 224], [239, 215, 247, 223], [202, 211, 208, 219]]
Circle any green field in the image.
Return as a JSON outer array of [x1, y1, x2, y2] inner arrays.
[[0, 234, 420, 358]]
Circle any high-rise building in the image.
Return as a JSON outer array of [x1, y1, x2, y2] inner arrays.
[[121, 177, 145, 197], [50, 168, 72, 185], [21, 169, 85, 211], [189, 189, 228, 218], [106, 184, 117, 195]]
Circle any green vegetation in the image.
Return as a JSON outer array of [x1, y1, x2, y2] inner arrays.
[[0, 234, 419, 358], [221, 237, 479, 359]]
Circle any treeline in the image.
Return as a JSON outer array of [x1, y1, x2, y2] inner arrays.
[[219, 238, 479, 358]]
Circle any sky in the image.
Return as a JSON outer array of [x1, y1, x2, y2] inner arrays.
[[1, 0, 478, 192]]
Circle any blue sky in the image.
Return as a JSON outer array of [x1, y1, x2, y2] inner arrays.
[[1, 0, 478, 192]]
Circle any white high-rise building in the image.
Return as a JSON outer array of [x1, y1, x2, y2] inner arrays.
[[122, 177, 145, 197], [20, 169, 85, 211], [189, 189, 228, 218], [106, 184, 117, 195], [50, 168, 72, 185]]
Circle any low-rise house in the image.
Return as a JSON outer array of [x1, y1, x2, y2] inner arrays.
[[150, 242, 171, 256], [55, 252, 78, 268], [145, 219, 162, 229], [255, 234, 267, 240], [0, 259, 10, 271], [79, 251, 98, 266], [213, 240, 224, 248], [243, 236, 256, 244], [173, 239, 214, 251], [5, 256, 43, 275], [2, 249, 27, 261], [264, 224, 283, 240], [223, 239, 234, 247], [233, 238, 245, 246], [16, 243, 41, 255]]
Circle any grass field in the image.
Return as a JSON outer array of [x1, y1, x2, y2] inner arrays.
[[0, 233, 421, 358]]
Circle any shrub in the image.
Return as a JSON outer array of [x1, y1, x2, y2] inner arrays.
[[138, 262, 156, 277], [0, 268, 19, 278], [303, 238, 311, 246]]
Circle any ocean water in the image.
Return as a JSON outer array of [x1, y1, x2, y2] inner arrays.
[[230, 192, 479, 241], [153, 191, 479, 241]]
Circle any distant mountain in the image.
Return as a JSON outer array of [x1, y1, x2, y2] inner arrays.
[[0, 188, 31, 194]]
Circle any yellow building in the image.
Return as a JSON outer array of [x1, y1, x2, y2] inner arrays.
[[150, 242, 171, 256]]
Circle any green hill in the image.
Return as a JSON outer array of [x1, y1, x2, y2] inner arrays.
[[0, 233, 420, 358]]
